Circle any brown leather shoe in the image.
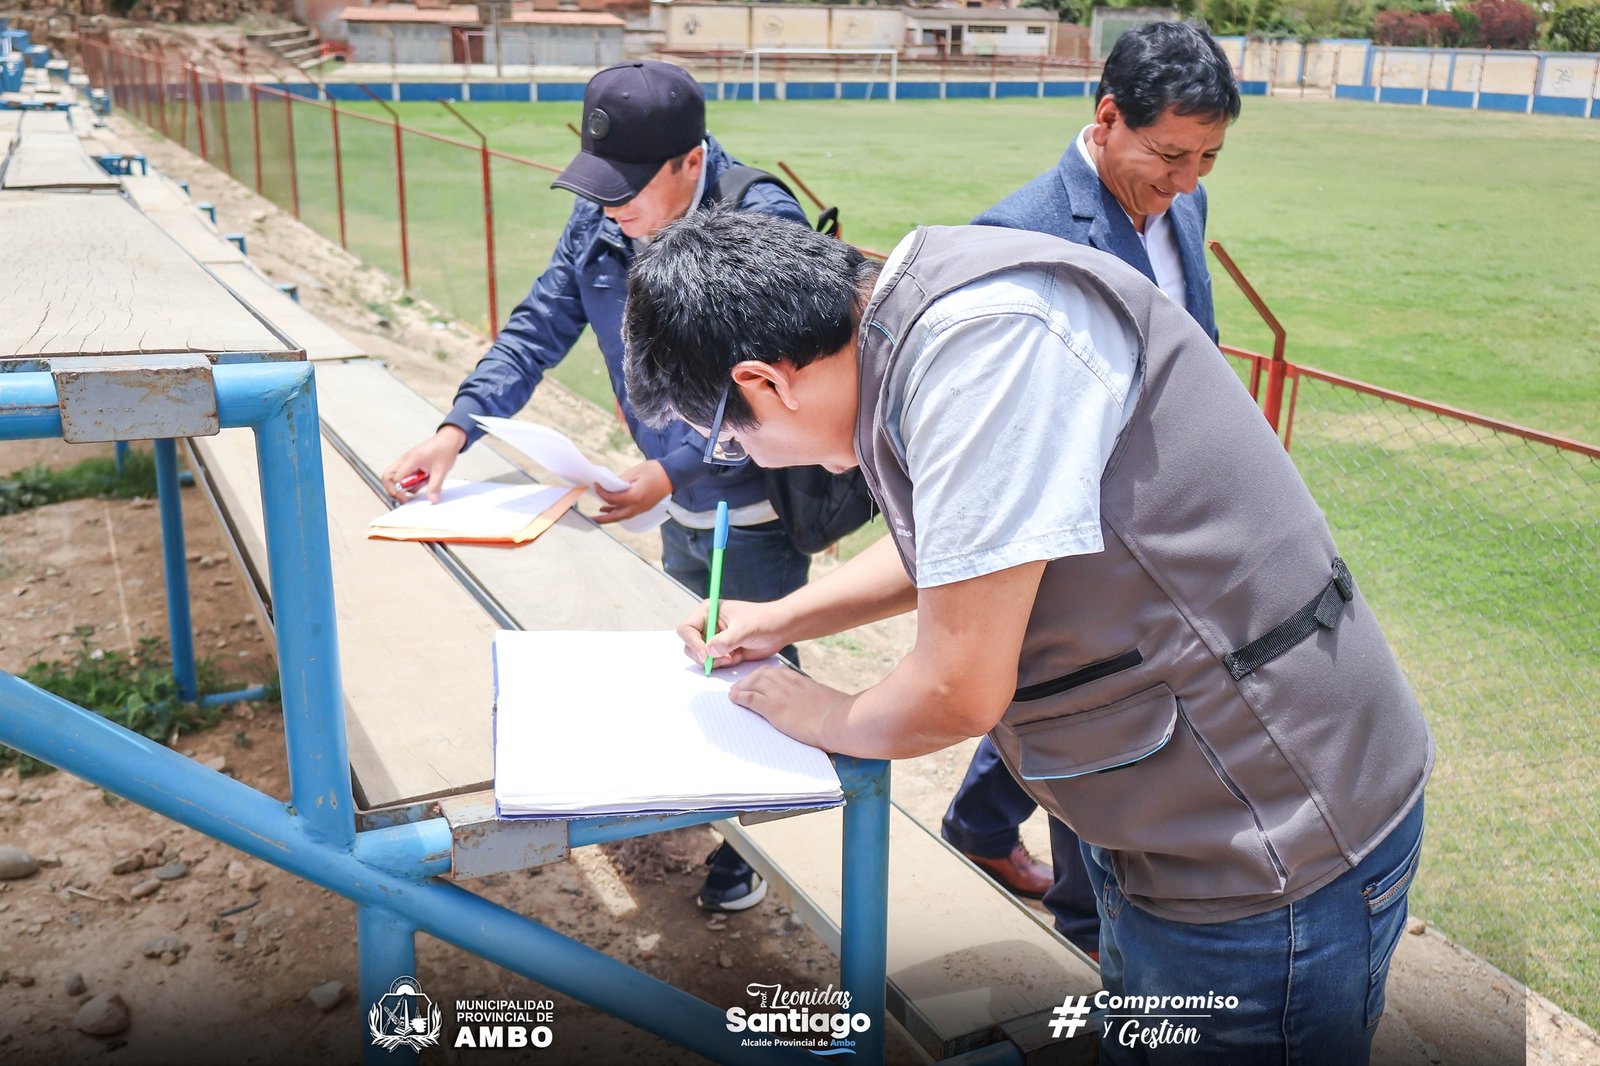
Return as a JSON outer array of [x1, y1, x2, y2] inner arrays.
[[964, 842, 1052, 899]]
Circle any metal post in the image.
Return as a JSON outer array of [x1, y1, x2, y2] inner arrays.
[[359, 905, 420, 1066], [837, 758, 890, 1066], [215, 69, 234, 177], [284, 88, 301, 219], [753, 48, 760, 103], [331, 95, 348, 249], [191, 65, 208, 161], [251, 83, 263, 194], [155, 55, 170, 137], [358, 85, 412, 289], [493, 2, 503, 79], [139, 53, 153, 126], [247, 364, 353, 849], [1528, 53, 1544, 114], [1208, 239, 1288, 438], [1587, 55, 1598, 119], [890, 49, 897, 103], [153, 438, 198, 702], [440, 100, 500, 333]]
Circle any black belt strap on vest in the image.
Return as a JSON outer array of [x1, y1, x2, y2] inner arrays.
[[1223, 558, 1354, 681]]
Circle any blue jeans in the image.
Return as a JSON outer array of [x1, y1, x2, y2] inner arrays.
[[942, 736, 1101, 954], [660, 518, 810, 661], [1084, 797, 1424, 1066]]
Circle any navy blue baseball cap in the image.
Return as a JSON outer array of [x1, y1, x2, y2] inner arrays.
[[551, 61, 706, 207]]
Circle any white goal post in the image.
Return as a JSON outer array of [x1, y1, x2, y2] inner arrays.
[[740, 47, 900, 103]]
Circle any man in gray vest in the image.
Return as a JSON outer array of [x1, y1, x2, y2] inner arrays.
[[945, 18, 1242, 955], [622, 207, 1432, 1064]]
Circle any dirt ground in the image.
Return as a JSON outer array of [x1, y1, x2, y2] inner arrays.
[[2, 101, 1598, 1066]]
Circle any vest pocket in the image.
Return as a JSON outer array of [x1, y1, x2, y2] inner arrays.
[[1013, 682, 1175, 779], [1015, 649, 1143, 703], [1007, 683, 1288, 902]]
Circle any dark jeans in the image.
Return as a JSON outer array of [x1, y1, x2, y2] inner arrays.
[[1085, 797, 1425, 1065], [942, 736, 1100, 954], [660, 516, 810, 610]]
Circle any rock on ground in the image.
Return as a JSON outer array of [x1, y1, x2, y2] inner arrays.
[[73, 993, 131, 1037], [308, 981, 345, 1012], [0, 845, 39, 880]]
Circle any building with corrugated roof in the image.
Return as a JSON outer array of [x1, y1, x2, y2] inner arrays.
[[651, 2, 1058, 58], [339, 1, 626, 66]]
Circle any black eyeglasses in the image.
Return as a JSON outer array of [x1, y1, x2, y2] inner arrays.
[[700, 379, 749, 466]]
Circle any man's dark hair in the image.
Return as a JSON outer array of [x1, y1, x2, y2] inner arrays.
[[624, 205, 877, 430], [1096, 21, 1240, 128]]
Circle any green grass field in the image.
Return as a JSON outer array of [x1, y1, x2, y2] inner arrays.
[[318, 95, 1600, 443], [186, 93, 1599, 1023]]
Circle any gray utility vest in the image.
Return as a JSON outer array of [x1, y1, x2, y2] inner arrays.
[[856, 226, 1433, 922]]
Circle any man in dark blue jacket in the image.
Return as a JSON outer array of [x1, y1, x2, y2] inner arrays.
[[382, 60, 808, 912], [941, 21, 1240, 956]]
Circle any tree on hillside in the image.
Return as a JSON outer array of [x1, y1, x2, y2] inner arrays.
[[1546, 3, 1600, 51], [1286, 0, 1374, 39], [1466, 0, 1540, 47], [1022, 0, 1091, 24], [1374, 8, 1465, 44], [1200, 0, 1290, 37]]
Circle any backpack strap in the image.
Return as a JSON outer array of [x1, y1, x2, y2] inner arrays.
[[712, 164, 841, 238], [711, 163, 798, 210]]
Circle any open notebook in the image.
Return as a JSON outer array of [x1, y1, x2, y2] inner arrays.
[[492, 630, 844, 818]]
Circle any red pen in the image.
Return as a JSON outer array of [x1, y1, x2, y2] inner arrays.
[[398, 470, 428, 492]]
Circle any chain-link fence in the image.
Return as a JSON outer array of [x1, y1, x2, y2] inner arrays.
[[78, 35, 1600, 1031], [1228, 352, 1600, 1027], [79, 38, 526, 337]]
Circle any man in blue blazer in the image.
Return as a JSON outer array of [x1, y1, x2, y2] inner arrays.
[[942, 20, 1241, 955], [974, 20, 1234, 342]]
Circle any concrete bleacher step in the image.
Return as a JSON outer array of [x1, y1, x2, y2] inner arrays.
[[724, 803, 1100, 1061], [121, 173, 246, 265], [0, 190, 293, 366], [208, 263, 366, 362], [2, 122, 120, 191], [121, 172, 365, 359]]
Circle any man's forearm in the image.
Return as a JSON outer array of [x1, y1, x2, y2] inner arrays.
[[776, 534, 917, 644], [813, 650, 1005, 759], [810, 560, 1047, 758]]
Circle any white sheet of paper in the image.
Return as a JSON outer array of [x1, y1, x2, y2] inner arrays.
[[368, 479, 571, 538], [492, 630, 843, 818], [471, 415, 669, 534]]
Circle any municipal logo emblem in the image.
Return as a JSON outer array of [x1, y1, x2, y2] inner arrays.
[[368, 975, 444, 1053]]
